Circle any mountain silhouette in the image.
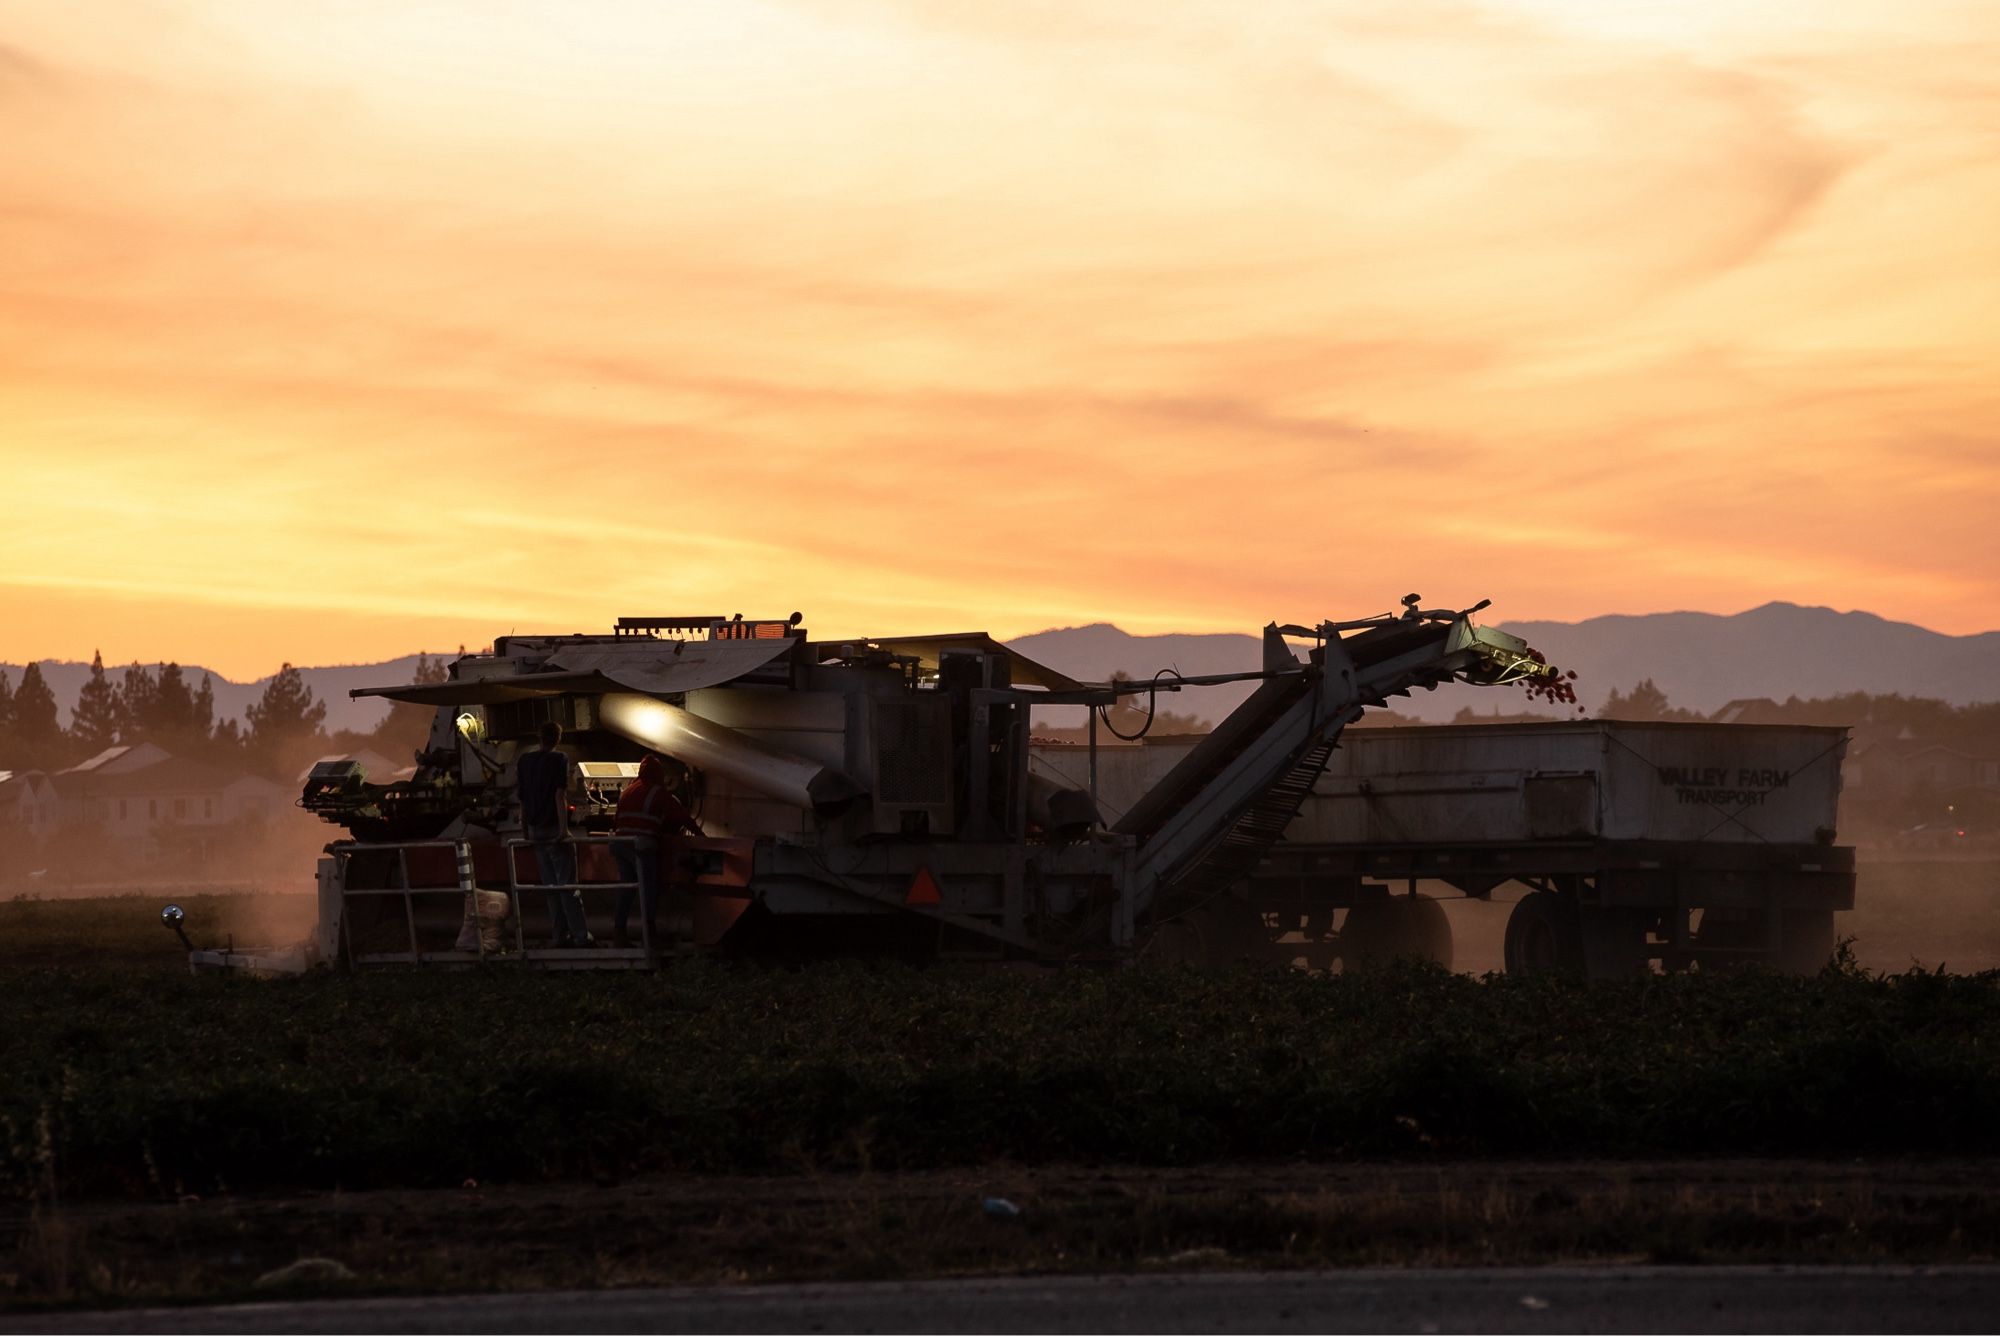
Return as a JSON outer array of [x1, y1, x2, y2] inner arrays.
[[1011, 602, 2000, 725], [11, 603, 1997, 737]]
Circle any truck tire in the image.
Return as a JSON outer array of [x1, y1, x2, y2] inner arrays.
[[1774, 909, 1837, 974], [1504, 891, 1585, 975], [1340, 895, 1452, 970]]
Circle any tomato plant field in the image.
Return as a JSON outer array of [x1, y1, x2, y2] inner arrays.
[[4, 940, 1997, 1200]]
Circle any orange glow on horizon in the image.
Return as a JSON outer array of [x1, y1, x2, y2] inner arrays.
[[3, 0, 1996, 680]]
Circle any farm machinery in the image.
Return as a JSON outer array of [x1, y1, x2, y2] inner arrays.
[[205, 596, 1569, 971]]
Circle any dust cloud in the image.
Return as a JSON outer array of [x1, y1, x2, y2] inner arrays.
[[1432, 856, 2000, 976]]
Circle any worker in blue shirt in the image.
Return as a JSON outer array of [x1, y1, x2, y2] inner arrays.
[[516, 720, 591, 947]]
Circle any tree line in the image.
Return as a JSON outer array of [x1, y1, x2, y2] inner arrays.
[[1594, 680, 2000, 747], [0, 652, 451, 778], [1438, 677, 2000, 743]]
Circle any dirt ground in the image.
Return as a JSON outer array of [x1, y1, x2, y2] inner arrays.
[[1840, 857, 2000, 973], [9, 1159, 1998, 1311]]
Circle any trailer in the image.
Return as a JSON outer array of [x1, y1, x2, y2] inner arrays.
[[1031, 720, 1854, 975], [178, 597, 1588, 971]]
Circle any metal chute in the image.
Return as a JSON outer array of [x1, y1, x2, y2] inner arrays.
[[596, 692, 861, 816]]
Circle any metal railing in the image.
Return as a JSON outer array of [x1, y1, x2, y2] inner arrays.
[[337, 836, 653, 967], [502, 835, 653, 964]]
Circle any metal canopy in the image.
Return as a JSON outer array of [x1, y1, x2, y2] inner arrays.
[[545, 638, 794, 693], [831, 633, 1087, 693], [351, 674, 606, 706], [351, 638, 794, 704]]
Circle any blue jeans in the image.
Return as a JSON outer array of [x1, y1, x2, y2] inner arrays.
[[529, 836, 590, 945], [612, 839, 660, 942]]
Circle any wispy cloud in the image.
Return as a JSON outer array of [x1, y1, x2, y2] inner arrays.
[[0, 0, 1994, 673]]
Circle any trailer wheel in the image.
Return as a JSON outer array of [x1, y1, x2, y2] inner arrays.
[[1340, 895, 1452, 970], [1503, 891, 1584, 975]]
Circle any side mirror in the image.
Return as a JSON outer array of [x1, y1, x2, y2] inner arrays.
[[161, 903, 193, 951]]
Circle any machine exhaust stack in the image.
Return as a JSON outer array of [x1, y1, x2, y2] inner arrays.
[[597, 692, 861, 816]]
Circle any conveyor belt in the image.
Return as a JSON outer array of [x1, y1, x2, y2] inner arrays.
[[1158, 735, 1339, 913], [1117, 613, 1544, 926], [1112, 673, 1312, 842]]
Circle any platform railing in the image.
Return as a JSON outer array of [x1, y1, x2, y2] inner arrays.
[[337, 836, 650, 967], [502, 835, 653, 964]]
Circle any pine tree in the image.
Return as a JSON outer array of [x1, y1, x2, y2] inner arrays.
[[370, 652, 454, 758], [12, 663, 65, 768], [193, 673, 216, 741], [69, 650, 124, 755], [246, 663, 327, 772], [1599, 678, 1693, 722], [117, 663, 158, 744], [152, 663, 199, 750]]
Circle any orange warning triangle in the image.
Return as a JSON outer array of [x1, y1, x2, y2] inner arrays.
[[906, 866, 943, 907]]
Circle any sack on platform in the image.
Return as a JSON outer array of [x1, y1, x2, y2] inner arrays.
[[454, 889, 514, 953]]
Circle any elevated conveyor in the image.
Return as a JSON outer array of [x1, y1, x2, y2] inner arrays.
[[1120, 609, 1551, 926]]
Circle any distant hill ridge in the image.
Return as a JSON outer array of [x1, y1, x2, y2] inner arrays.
[[10, 603, 1997, 733], [1010, 602, 2000, 725]]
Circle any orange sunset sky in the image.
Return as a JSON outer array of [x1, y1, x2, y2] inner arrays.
[[3, 0, 1997, 680]]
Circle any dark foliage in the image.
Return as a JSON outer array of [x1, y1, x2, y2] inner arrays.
[[8, 664, 65, 768], [4, 957, 1996, 1200], [68, 652, 122, 756]]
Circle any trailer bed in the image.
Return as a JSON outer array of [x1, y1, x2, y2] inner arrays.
[[1032, 720, 1856, 975]]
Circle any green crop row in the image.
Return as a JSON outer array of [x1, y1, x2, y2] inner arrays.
[[4, 955, 1997, 1200]]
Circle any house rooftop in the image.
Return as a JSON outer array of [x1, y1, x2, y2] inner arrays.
[[57, 754, 278, 796], [62, 745, 133, 773], [59, 742, 173, 777]]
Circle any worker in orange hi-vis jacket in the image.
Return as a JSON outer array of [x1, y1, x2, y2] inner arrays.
[[612, 754, 703, 949]]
